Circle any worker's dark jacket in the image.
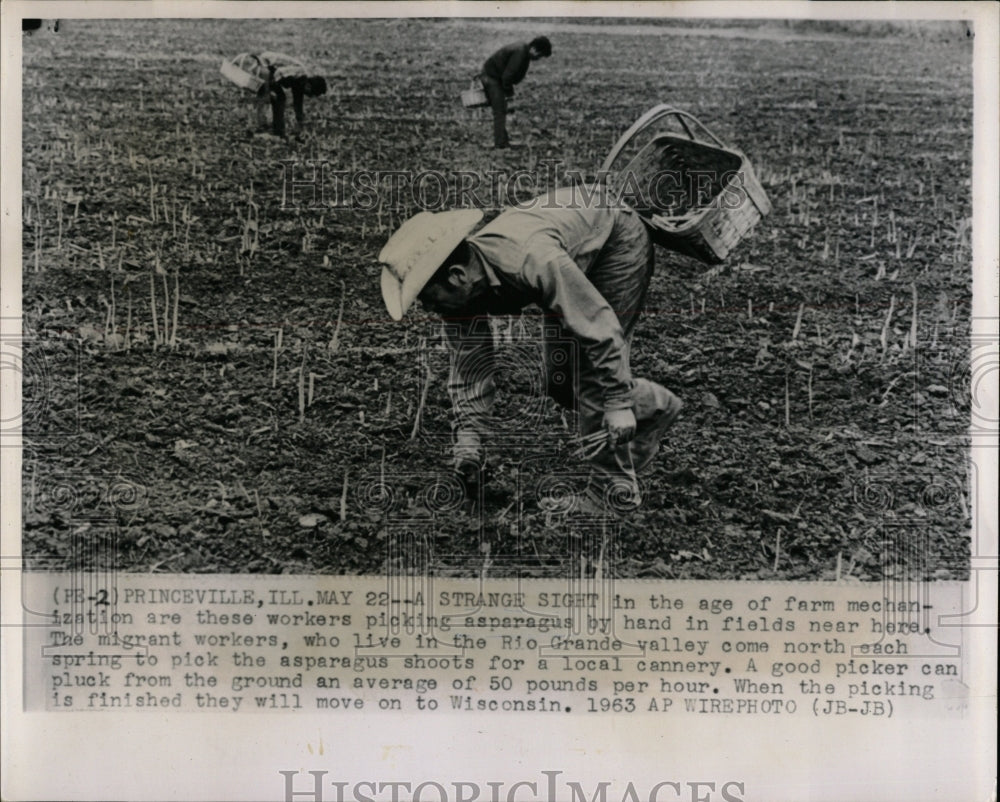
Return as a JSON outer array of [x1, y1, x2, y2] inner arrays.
[[481, 43, 531, 95]]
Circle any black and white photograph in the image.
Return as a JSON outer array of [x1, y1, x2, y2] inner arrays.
[[14, 13, 984, 580], [2, 3, 997, 802]]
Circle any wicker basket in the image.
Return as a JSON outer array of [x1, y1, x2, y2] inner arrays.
[[461, 78, 489, 108], [601, 105, 771, 264], [220, 55, 265, 92]]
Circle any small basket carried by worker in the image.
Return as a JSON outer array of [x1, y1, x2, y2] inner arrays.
[[220, 53, 266, 92], [461, 77, 489, 108], [601, 105, 771, 264]]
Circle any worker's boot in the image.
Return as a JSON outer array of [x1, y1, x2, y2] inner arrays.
[[632, 386, 683, 473]]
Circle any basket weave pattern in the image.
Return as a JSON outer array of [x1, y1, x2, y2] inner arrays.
[[461, 79, 489, 108], [609, 133, 770, 264], [220, 56, 265, 92]]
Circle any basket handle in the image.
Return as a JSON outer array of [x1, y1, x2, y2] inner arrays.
[[600, 104, 727, 174]]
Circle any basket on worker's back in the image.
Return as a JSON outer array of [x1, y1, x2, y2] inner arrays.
[[601, 105, 771, 264], [220, 53, 265, 92], [461, 77, 489, 108]]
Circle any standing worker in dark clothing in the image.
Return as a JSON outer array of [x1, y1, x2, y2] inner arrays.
[[223, 52, 327, 137], [479, 36, 552, 149]]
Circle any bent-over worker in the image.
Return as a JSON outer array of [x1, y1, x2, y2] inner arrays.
[[378, 186, 682, 514], [479, 36, 552, 149], [228, 51, 327, 137]]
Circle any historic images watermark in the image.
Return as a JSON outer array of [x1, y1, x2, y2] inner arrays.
[[278, 770, 747, 802], [277, 161, 753, 214]]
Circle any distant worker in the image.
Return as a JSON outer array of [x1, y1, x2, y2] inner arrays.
[[479, 36, 552, 149], [224, 51, 327, 137]]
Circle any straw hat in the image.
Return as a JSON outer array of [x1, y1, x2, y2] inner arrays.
[[379, 210, 484, 321]]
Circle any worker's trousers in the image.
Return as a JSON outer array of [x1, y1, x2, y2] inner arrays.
[[542, 211, 680, 506], [480, 75, 510, 148], [254, 71, 289, 136]]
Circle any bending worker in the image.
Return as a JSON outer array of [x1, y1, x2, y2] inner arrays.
[[378, 186, 683, 514], [227, 51, 327, 137], [479, 36, 552, 149]]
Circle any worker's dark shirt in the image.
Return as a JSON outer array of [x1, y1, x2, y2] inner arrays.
[[481, 43, 531, 94]]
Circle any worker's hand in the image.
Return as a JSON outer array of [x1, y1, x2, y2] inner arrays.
[[603, 408, 637, 446]]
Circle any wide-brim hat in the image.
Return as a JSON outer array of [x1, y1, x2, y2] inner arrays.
[[378, 209, 484, 321]]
